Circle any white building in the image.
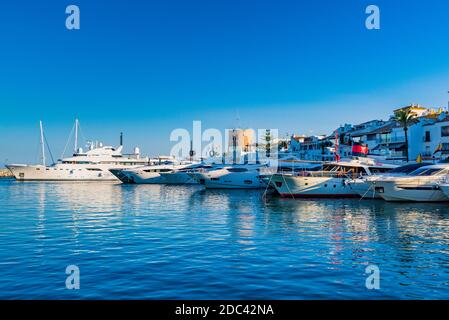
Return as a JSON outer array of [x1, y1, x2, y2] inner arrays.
[[409, 113, 449, 161]]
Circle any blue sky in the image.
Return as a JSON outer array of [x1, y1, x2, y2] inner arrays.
[[2, 0, 449, 163]]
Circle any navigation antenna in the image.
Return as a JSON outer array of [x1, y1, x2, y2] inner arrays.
[[39, 120, 46, 166], [74, 118, 79, 153]]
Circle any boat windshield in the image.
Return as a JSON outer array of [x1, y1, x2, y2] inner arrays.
[[409, 167, 448, 176], [321, 164, 368, 176], [390, 163, 431, 174]]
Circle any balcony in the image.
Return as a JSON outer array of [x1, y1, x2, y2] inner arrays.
[[376, 137, 405, 144]]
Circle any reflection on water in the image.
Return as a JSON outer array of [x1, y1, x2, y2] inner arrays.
[[0, 179, 449, 299]]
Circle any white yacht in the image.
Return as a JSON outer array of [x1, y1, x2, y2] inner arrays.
[[110, 161, 201, 184], [189, 163, 269, 189], [374, 164, 449, 202], [270, 157, 397, 198], [6, 120, 149, 181], [349, 162, 431, 199]]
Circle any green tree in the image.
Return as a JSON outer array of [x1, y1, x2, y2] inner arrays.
[[393, 109, 418, 162]]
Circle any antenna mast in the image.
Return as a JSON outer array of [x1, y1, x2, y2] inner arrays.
[[74, 118, 79, 153], [39, 120, 46, 166]]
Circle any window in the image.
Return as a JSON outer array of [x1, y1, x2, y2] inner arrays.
[[425, 131, 431, 142], [441, 126, 449, 137], [226, 168, 248, 173], [409, 167, 446, 176], [370, 168, 392, 174], [367, 134, 376, 141], [391, 163, 429, 174]]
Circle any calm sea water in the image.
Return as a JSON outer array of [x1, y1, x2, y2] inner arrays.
[[1, 178, 449, 299]]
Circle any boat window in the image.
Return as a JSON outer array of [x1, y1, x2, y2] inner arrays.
[[244, 180, 253, 184], [86, 168, 102, 171], [369, 168, 391, 174], [391, 163, 430, 174], [410, 168, 446, 176], [227, 168, 248, 173]]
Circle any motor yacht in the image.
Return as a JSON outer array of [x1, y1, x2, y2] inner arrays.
[[349, 162, 431, 199], [109, 160, 201, 184], [189, 163, 269, 189], [374, 164, 449, 202], [270, 157, 397, 198], [6, 120, 149, 181]]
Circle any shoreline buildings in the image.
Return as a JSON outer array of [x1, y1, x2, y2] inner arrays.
[[288, 105, 449, 162]]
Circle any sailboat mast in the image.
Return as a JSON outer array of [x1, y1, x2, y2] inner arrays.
[[74, 118, 79, 153], [39, 120, 46, 166]]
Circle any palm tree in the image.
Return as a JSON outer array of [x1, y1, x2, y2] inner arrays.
[[393, 109, 418, 162]]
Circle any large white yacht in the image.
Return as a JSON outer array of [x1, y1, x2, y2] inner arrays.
[[270, 157, 397, 198], [349, 162, 431, 199], [6, 120, 150, 181], [374, 164, 449, 202]]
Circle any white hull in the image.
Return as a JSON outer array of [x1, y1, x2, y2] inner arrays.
[[439, 185, 449, 200], [271, 174, 359, 198], [159, 172, 198, 184], [6, 164, 135, 181], [349, 179, 382, 199], [375, 180, 448, 202], [111, 162, 201, 184], [193, 169, 265, 189], [120, 171, 166, 184]]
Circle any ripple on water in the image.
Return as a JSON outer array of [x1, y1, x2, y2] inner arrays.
[[0, 180, 449, 299]]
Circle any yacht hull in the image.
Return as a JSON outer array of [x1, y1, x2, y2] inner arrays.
[[375, 181, 449, 202], [194, 171, 265, 189], [271, 174, 359, 198], [439, 185, 449, 200], [6, 164, 118, 181], [159, 172, 198, 184], [349, 179, 382, 199], [115, 171, 166, 184]]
